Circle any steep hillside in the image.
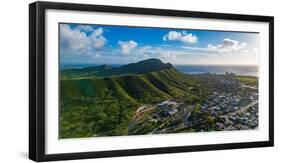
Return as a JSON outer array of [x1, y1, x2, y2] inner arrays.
[[59, 59, 210, 138]]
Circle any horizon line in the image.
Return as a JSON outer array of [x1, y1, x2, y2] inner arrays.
[[60, 62, 259, 67]]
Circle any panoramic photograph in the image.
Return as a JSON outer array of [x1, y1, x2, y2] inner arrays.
[[59, 23, 259, 139]]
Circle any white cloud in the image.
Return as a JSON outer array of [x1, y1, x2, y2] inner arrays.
[[207, 38, 247, 53], [118, 40, 138, 55], [163, 31, 198, 44], [134, 45, 185, 60], [60, 24, 107, 55], [181, 46, 209, 51], [60, 24, 91, 51], [140, 45, 152, 50], [74, 25, 94, 32], [89, 27, 107, 49], [159, 52, 177, 59], [91, 27, 103, 37]]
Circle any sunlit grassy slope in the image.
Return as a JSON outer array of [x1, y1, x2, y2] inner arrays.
[[59, 59, 210, 138]]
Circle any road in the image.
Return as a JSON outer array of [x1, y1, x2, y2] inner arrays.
[[149, 104, 193, 134], [221, 100, 258, 123], [229, 100, 258, 116]]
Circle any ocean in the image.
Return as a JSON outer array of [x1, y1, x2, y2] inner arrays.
[[60, 63, 258, 77], [174, 65, 258, 76]]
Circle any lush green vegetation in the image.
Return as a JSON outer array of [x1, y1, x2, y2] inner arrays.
[[234, 76, 258, 86], [59, 59, 211, 138], [188, 104, 215, 131]]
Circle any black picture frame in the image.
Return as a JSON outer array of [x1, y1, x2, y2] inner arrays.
[[29, 1, 274, 162]]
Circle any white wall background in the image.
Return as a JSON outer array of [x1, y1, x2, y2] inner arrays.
[[0, 0, 279, 162]]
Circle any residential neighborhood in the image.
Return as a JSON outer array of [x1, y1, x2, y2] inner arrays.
[[129, 73, 259, 135]]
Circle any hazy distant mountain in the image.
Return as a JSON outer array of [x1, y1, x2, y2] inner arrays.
[[61, 58, 174, 78]]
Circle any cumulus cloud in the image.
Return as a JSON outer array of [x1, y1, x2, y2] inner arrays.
[[89, 27, 107, 49], [60, 24, 107, 55], [163, 31, 198, 44], [118, 40, 138, 55], [60, 24, 91, 51], [207, 38, 247, 53], [74, 25, 94, 32], [90, 27, 103, 37]]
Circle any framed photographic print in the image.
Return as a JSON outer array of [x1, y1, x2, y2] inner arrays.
[[29, 1, 274, 162]]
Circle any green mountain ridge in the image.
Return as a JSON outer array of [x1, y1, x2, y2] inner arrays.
[[60, 59, 210, 138], [61, 58, 174, 79]]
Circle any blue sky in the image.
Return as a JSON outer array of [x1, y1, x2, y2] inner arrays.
[[60, 23, 259, 65]]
